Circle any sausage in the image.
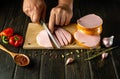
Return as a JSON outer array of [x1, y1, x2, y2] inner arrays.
[[77, 14, 103, 28], [58, 28, 72, 44], [55, 27, 72, 46], [36, 27, 72, 48], [36, 30, 53, 48], [74, 30, 100, 48], [77, 14, 103, 35], [57, 28, 69, 45], [55, 29, 65, 46]]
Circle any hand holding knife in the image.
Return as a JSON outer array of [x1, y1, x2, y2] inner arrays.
[[40, 20, 61, 48]]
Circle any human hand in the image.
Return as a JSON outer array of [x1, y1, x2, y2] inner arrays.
[[49, 4, 73, 32], [23, 0, 46, 23]]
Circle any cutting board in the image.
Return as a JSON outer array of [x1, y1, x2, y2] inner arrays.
[[23, 23, 82, 49]]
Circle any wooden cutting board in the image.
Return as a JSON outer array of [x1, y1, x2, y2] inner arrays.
[[23, 23, 81, 49]]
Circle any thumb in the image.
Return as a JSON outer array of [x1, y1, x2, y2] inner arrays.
[[31, 10, 40, 23]]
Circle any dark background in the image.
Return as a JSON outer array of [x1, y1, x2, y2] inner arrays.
[[0, 0, 120, 45]]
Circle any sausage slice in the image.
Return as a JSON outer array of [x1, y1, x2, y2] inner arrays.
[[74, 30, 100, 48], [36, 30, 53, 48]]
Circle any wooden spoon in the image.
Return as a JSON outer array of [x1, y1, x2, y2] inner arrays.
[[0, 44, 30, 66]]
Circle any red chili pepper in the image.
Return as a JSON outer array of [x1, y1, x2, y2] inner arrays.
[[0, 28, 14, 44], [9, 35, 24, 47]]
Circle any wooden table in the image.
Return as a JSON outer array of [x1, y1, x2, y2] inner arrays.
[[0, 0, 120, 79]]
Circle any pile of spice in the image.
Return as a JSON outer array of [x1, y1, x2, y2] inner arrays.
[[14, 55, 29, 66]]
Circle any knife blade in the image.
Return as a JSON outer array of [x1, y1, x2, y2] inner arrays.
[[40, 20, 61, 48]]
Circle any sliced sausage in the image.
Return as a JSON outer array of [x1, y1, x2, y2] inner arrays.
[[36, 30, 53, 48], [74, 30, 100, 48], [58, 28, 72, 44], [55, 29, 65, 46], [77, 14, 103, 35], [36, 27, 72, 48], [54, 27, 72, 46], [57, 28, 69, 45], [77, 14, 103, 28]]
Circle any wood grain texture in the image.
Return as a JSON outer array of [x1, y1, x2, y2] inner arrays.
[[0, 0, 120, 79], [0, 1, 20, 79], [65, 49, 91, 79], [13, 50, 42, 79], [40, 50, 65, 79]]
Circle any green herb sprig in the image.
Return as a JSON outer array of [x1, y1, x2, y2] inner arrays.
[[85, 46, 118, 61]]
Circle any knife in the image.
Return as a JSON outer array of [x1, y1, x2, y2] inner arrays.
[[40, 20, 61, 48]]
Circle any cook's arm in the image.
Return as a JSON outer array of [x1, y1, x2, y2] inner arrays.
[[58, 0, 73, 10]]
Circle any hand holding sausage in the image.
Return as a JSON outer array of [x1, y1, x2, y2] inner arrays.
[[23, 0, 46, 23]]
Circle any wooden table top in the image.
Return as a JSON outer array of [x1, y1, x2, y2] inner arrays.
[[0, 0, 120, 79]]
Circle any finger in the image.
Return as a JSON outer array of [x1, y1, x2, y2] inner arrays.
[[32, 8, 41, 23], [60, 12, 66, 26], [65, 15, 71, 25], [55, 12, 61, 25], [49, 11, 55, 33], [29, 11, 34, 22], [23, 8, 31, 17]]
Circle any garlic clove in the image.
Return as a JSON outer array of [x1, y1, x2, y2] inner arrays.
[[103, 35, 114, 47], [102, 52, 108, 60], [65, 57, 74, 65]]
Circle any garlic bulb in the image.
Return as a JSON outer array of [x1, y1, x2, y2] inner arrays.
[[103, 35, 114, 47]]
